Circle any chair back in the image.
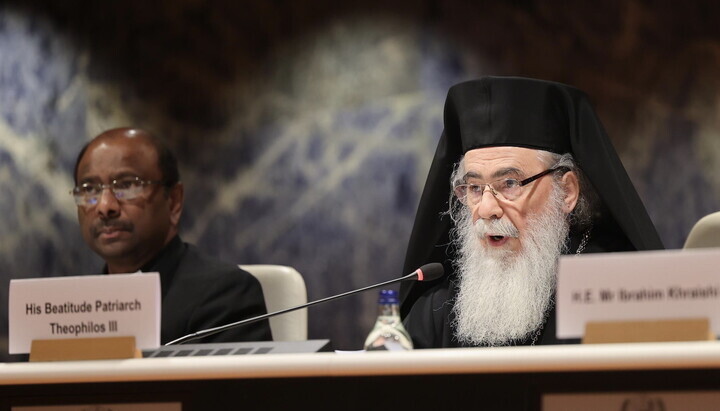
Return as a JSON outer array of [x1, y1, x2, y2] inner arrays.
[[239, 264, 308, 341], [684, 211, 720, 249]]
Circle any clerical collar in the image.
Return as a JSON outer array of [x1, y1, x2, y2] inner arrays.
[[138, 235, 184, 275]]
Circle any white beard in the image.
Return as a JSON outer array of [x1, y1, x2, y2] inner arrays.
[[451, 185, 570, 346]]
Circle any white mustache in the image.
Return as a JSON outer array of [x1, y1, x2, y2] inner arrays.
[[473, 219, 519, 238]]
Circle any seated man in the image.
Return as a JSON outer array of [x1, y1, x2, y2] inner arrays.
[[72, 127, 272, 344], [400, 77, 664, 348]]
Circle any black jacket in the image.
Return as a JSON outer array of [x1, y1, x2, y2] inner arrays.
[[138, 235, 273, 344]]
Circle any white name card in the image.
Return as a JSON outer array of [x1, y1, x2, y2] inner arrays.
[[9, 273, 161, 354], [556, 248, 720, 339]]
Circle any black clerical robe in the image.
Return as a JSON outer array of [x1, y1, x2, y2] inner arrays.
[[136, 235, 273, 344]]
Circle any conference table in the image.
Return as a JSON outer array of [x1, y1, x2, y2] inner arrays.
[[2, 341, 720, 410]]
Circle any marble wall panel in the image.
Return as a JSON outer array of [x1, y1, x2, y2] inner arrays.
[[1, 0, 719, 358]]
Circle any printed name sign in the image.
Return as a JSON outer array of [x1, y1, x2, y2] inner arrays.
[[557, 248, 720, 339], [9, 273, 161, 354]]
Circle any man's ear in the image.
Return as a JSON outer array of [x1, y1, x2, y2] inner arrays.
[[561, 171, 580, 214], [168, 182, 184, 227]]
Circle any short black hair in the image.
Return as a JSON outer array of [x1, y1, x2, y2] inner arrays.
[[73, 129, 180, 187]]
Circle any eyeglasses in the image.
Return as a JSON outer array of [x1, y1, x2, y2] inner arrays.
[[70, 177, 166, 207], [453, 166, 569, 204]]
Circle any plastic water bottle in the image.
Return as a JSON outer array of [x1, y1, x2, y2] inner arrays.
[[363, 289, 413, 351]]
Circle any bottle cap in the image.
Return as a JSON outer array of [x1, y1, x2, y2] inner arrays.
[[378, 289, 399, 304]]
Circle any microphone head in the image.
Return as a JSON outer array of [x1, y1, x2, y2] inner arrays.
[[415, 263, 444, 282]]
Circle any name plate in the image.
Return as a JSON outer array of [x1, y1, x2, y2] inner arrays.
[[557, 248, 720, 339], [9, 273, 161, 354]]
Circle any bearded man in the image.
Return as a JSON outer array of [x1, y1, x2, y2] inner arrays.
[[400, 77, 664, 348]]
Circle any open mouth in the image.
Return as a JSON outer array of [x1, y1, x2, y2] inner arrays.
[[486, 235, 509, 246], [475, 219, 519, 247]]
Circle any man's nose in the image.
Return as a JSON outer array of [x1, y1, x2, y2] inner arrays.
[[96, 188, 120, 218], [471, 189, 504, 221]]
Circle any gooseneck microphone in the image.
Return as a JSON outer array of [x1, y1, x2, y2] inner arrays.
[[165, 262, 444, 345]]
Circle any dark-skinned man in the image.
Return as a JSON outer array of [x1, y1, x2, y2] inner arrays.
[[72, 127, 272, 344]]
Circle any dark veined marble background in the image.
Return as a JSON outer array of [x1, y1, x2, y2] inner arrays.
[[1, 0, 719, 358]]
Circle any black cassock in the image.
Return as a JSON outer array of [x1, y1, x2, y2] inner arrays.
[[132, 235, 273, 344]]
